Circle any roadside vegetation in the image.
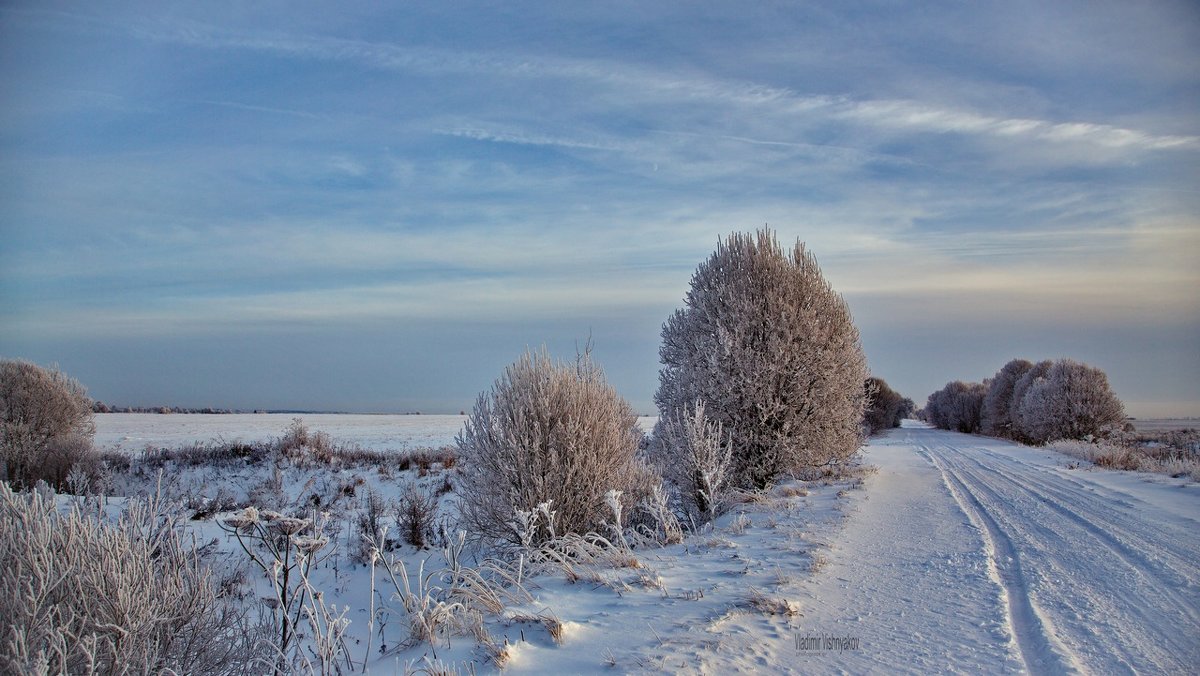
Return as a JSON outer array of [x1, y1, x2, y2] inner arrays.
[[653, 228, 869, 488], [1, 230, 881, 673], [923, 357, 1198, 481], [862, 377, 913, 436]]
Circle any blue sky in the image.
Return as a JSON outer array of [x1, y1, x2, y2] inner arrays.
[[1, 1, 1197, 416]]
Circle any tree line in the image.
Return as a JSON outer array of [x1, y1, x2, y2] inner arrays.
[[923, 358, 1126, 444]]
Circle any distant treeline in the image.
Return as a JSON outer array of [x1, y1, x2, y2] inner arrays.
[[93, 403, 257, 414], [91, 403, 349, 415]]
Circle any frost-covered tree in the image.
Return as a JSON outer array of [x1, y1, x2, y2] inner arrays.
[[650, 400, 733, 524], [864, 377, 905, 435], [457, 348, 652, 547], [1010, 360, 1053, 443], [926, 381, 987, 433], [1016, 359, 1125, 444], [981, 358, 1034, 438], [0, 359, 95, 489], [656, 229, 868, 488]]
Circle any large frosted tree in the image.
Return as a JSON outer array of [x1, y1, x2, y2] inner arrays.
[[925, 380, 988, 433], [981, 358, 1034, 438], [1010, 360, 1053, 443], [1016, 359, 1125, 444], [655, 229, 868, 489]]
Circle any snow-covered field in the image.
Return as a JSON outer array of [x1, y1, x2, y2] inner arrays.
[[1131, 418, 1200, 432], [94, 413, 470, 453], [94, 413, 659, 454], [81, 417, 1198, 673]]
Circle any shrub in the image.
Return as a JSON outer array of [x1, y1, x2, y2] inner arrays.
[[142, 441, 267, 469], [925, 381, 988, 433], [0, 482, 262, 674], [1009, 360, 1052, 442], [396, 482, 439, 549], [655, 229, 868, 488], [1015, 359, 1125, 444], [355, 487, 391, 560], [980, 359, 1033, 438], [0, 360, 96, 490], [456, 348, 648, 548], [276, 418, 337, 464], [864, 377, 905, 435], [650, 400, 733, 524]]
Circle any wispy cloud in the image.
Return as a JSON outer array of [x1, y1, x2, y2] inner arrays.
[[195, 99, 326, 120], [841, 99, 1199, 150], [434, 126, 623, 152], [8, 7, 1193, 161]]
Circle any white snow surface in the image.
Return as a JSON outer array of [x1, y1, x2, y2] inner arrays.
[[775, 422, 1199, 675], [94, 413, 659, 454], [94, 413, 470, 453], [87, 416, 1198, 673]]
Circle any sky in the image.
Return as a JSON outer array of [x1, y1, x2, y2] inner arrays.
[[1, 1, 1198, 417]]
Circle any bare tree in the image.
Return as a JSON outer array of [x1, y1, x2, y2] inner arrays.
[[1016, 359, 1125, 444], [0, 359, 96, 489], [456, 348, 649, 548], [981, 358, 1034, 438], [656, 229, 868, 488]]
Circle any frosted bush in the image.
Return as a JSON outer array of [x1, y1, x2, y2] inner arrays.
[[395, 482, 439, 548], [863, 377, 906, 435], [1016, 359, 1125, 444], [650, 400, 733, 524], [925, 381, 987, 433], [980, 359, 1033, 438], [456, 348, 649, 548], [0, 482, 262, 674], [633, 483, 684, 545], [656, 229, 868, 488], [0, 359, 96, 490], [1050, 438, 1199, 481], [1009, 360, 1052, 443]]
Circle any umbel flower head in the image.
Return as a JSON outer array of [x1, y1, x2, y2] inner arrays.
[[271, 517, 309, 536], [292, 535, 328, 555], [222, 506, 260, 531]]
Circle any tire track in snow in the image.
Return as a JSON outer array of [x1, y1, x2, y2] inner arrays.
[[969, 444, 1200, 579], [932, 443, 1200, 671], [917, 444, 1082, 674], [930, 446, 1152, 673], [949, 447, 1200, 629]]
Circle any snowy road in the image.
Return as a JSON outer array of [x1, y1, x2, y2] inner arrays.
[[790, 423, 1199, 674]]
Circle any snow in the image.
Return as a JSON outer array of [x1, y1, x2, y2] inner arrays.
[[94, 413, 470, 453], [82, 416, 1198, 673], [782, 421, 1198, 674], [94, 413, 659, 454]]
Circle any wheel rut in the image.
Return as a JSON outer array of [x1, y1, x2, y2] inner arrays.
[[918, 445, 1082, 675]]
